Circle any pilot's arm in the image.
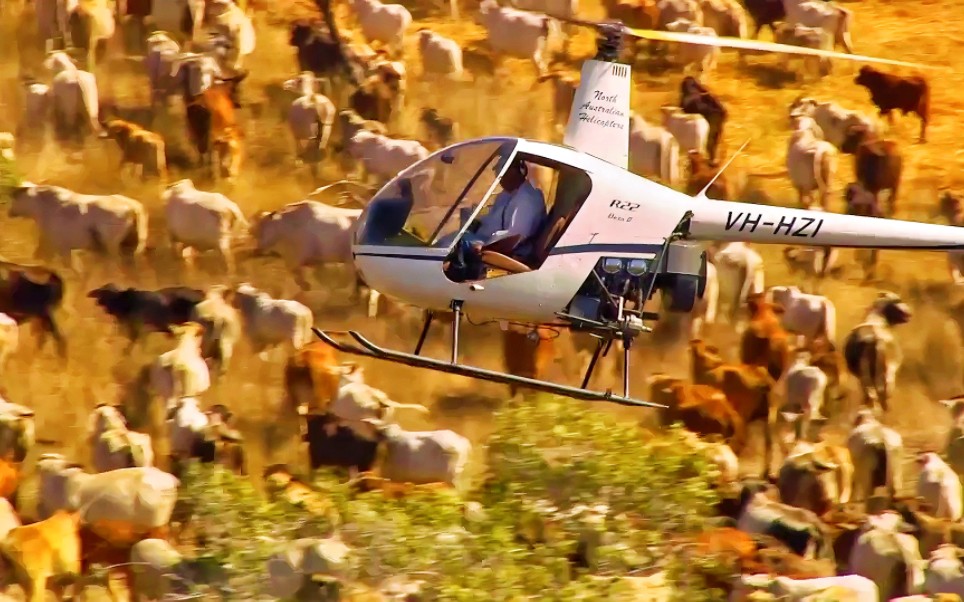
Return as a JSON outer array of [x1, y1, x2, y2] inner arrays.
[[484, 185, 547, 247]]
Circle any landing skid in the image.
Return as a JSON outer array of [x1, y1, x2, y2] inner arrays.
[[311, 328, 666, 409]]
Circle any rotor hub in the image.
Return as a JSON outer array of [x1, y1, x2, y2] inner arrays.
[[594, 22, 624, 62]]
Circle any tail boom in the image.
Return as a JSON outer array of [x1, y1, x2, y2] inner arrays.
[[685, 200, 964, 250]]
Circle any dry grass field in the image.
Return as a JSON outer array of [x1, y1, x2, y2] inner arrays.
[[0, 0, 963, 590]]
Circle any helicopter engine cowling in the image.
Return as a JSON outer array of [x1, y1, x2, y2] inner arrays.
[[563, 240, 707, 338]]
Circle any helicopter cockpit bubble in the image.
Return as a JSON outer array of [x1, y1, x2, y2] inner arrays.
[[354, 138, 518, 250]]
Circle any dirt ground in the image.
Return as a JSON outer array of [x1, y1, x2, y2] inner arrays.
[[0, 0, 962, 581]]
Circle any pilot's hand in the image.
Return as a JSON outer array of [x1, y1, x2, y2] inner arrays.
[[470, 241, 483, 253]]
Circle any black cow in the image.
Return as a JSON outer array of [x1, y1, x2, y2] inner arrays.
[[841, 124, 903, 218], [742, 0, 785, 38], [0, 260, 66, 357], [304, 413, 379, 473], [88, 284, 205, 349], [679, 76, 727, 165], [290, 20, 345, 78]]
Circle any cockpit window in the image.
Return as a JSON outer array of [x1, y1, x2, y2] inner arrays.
[[355, 139, 517, 249]]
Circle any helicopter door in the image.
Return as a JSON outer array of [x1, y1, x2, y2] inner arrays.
[[443, 154, 593, 283]]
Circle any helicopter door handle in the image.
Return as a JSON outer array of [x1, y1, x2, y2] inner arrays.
[[469, 284, 485, 291]]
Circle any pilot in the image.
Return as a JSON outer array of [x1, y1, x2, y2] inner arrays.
[[463, 158, 548, 257], [443, 158, 547, 282]]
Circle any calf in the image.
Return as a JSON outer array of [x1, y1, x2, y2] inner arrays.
[[660, 104, 709, 156], [690, 339, 778, 477], [841, 124, 902, 218], [848, 408, 904, 502], [166, 399, 244, 476], [476, 0, 555, 77], [0, 510, 81, 602], [88, 284, 205, 351], [779, 349, 829, 444], [417, 29, 463, 79], [648, 373, 748, 452], [348, 0, 411, 58], [326, 365, 429, 440], [628, 114, 680, 186], [778, 440, 853, 516], [162, 179, 248, 274], [362, 418, 472, 489], [87, 404, 154, 473], [916, 452, 963, 522], [843, 292, 912, 413], [854, 65, 930, 143], [789, 96, 876, 151], [767, 285, 836, 345], [711, 241, 765, 327], [283, 72, 336, 172], [736, 482, 835, 562], [787, 114, 837, 210], [739, 292, 792, 383], [232, 284, 314, 358], [685, 150, 729, 199], [346, 129, 429, 184], [102, 120, 166, 183], [190, 285, 242, 375], [850, 511, 925, 600], [679, 77, 727, 165], [420, 108, 459, 149]]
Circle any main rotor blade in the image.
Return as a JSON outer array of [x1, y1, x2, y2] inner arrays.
[[624, 27, 937, 70]]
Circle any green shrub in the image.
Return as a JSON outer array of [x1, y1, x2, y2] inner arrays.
[[0, 155, 20, 200], [179, 395, 724, 600]]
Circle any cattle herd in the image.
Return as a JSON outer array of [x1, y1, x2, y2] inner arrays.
[[0, 0, 960, 599]]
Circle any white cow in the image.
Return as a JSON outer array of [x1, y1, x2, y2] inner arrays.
[[196, 0, 255, 71], [363, 418, 472, 489], [699, 0, 747, 38], [923, 544, 964, 599], [231, 283, 314, 358], [45, 51, 100, 142], [849, 511, 925, 601], [0, 313, 18, 376], [147, 322, 211, 407], [346, 130, 430, 184], [162, 179, 248, 274], [191, 285, 242, 375], [326, 364, 429, 440], [660, 105, 709, 156], [780, 349, 829, 440], [8, 183, 148, 281], [629, 114, 680, 187], [87, 404, 154, 473], [417, 29, 463, 80], [787, 114, 837, 210], [657, 0, 702, 28], [785, 0, 853, 53], [171, 51, 224, 98], [250, 200, 362, 293], [36, 454, 179, 538], [916, 452, 963, 522], [767, 285, 836, 344], [777, 439, 853, 514], [773, 23, 832, 78], [476, 0, 557, 77], [847, 408, 904, 501], [348, 0, 411, 57], [732, 574, 878, 602], [789, 97, 876, 150], [711, 242, 765, 327], [145, 31, 182, 108], [665, 19, 720, 80], [283, 72, 336, 171]]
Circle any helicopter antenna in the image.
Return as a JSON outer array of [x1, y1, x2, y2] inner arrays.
[[694, 138, 750, 200]]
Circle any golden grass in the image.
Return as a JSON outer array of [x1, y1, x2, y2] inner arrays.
[[0, 0, 962, 512]]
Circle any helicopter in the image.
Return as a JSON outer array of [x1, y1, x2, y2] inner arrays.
[[314, 20, 949, 409]]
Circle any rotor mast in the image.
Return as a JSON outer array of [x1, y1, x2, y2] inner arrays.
[[562, 23, 632, 171]]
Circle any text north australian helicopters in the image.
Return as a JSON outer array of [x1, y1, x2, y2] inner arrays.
[[315, 20, 948, 409]]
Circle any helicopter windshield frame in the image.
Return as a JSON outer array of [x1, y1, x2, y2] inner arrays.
[[354, 138, 519, 253]]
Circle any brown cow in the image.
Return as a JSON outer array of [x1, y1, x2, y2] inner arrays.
[[211, 125, 243, 182], [685, 149, 730, 199], [854, 65, 929, 143], [0, 510, 82, 602], [648, 373, 748, 453], [102, 119, 168, 182], [690, 339, 778, 478], [740, 293, 793, 382], [283, 341, 342, 436], [502, 326, 556, 397], [841, 124, 902, 218], [184, 75, 246, 181]]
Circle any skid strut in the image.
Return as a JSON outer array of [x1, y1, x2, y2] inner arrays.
[[312, 328, 666, 409]]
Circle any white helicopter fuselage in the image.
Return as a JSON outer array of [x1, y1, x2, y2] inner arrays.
[[353, 135, 964, 326]]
